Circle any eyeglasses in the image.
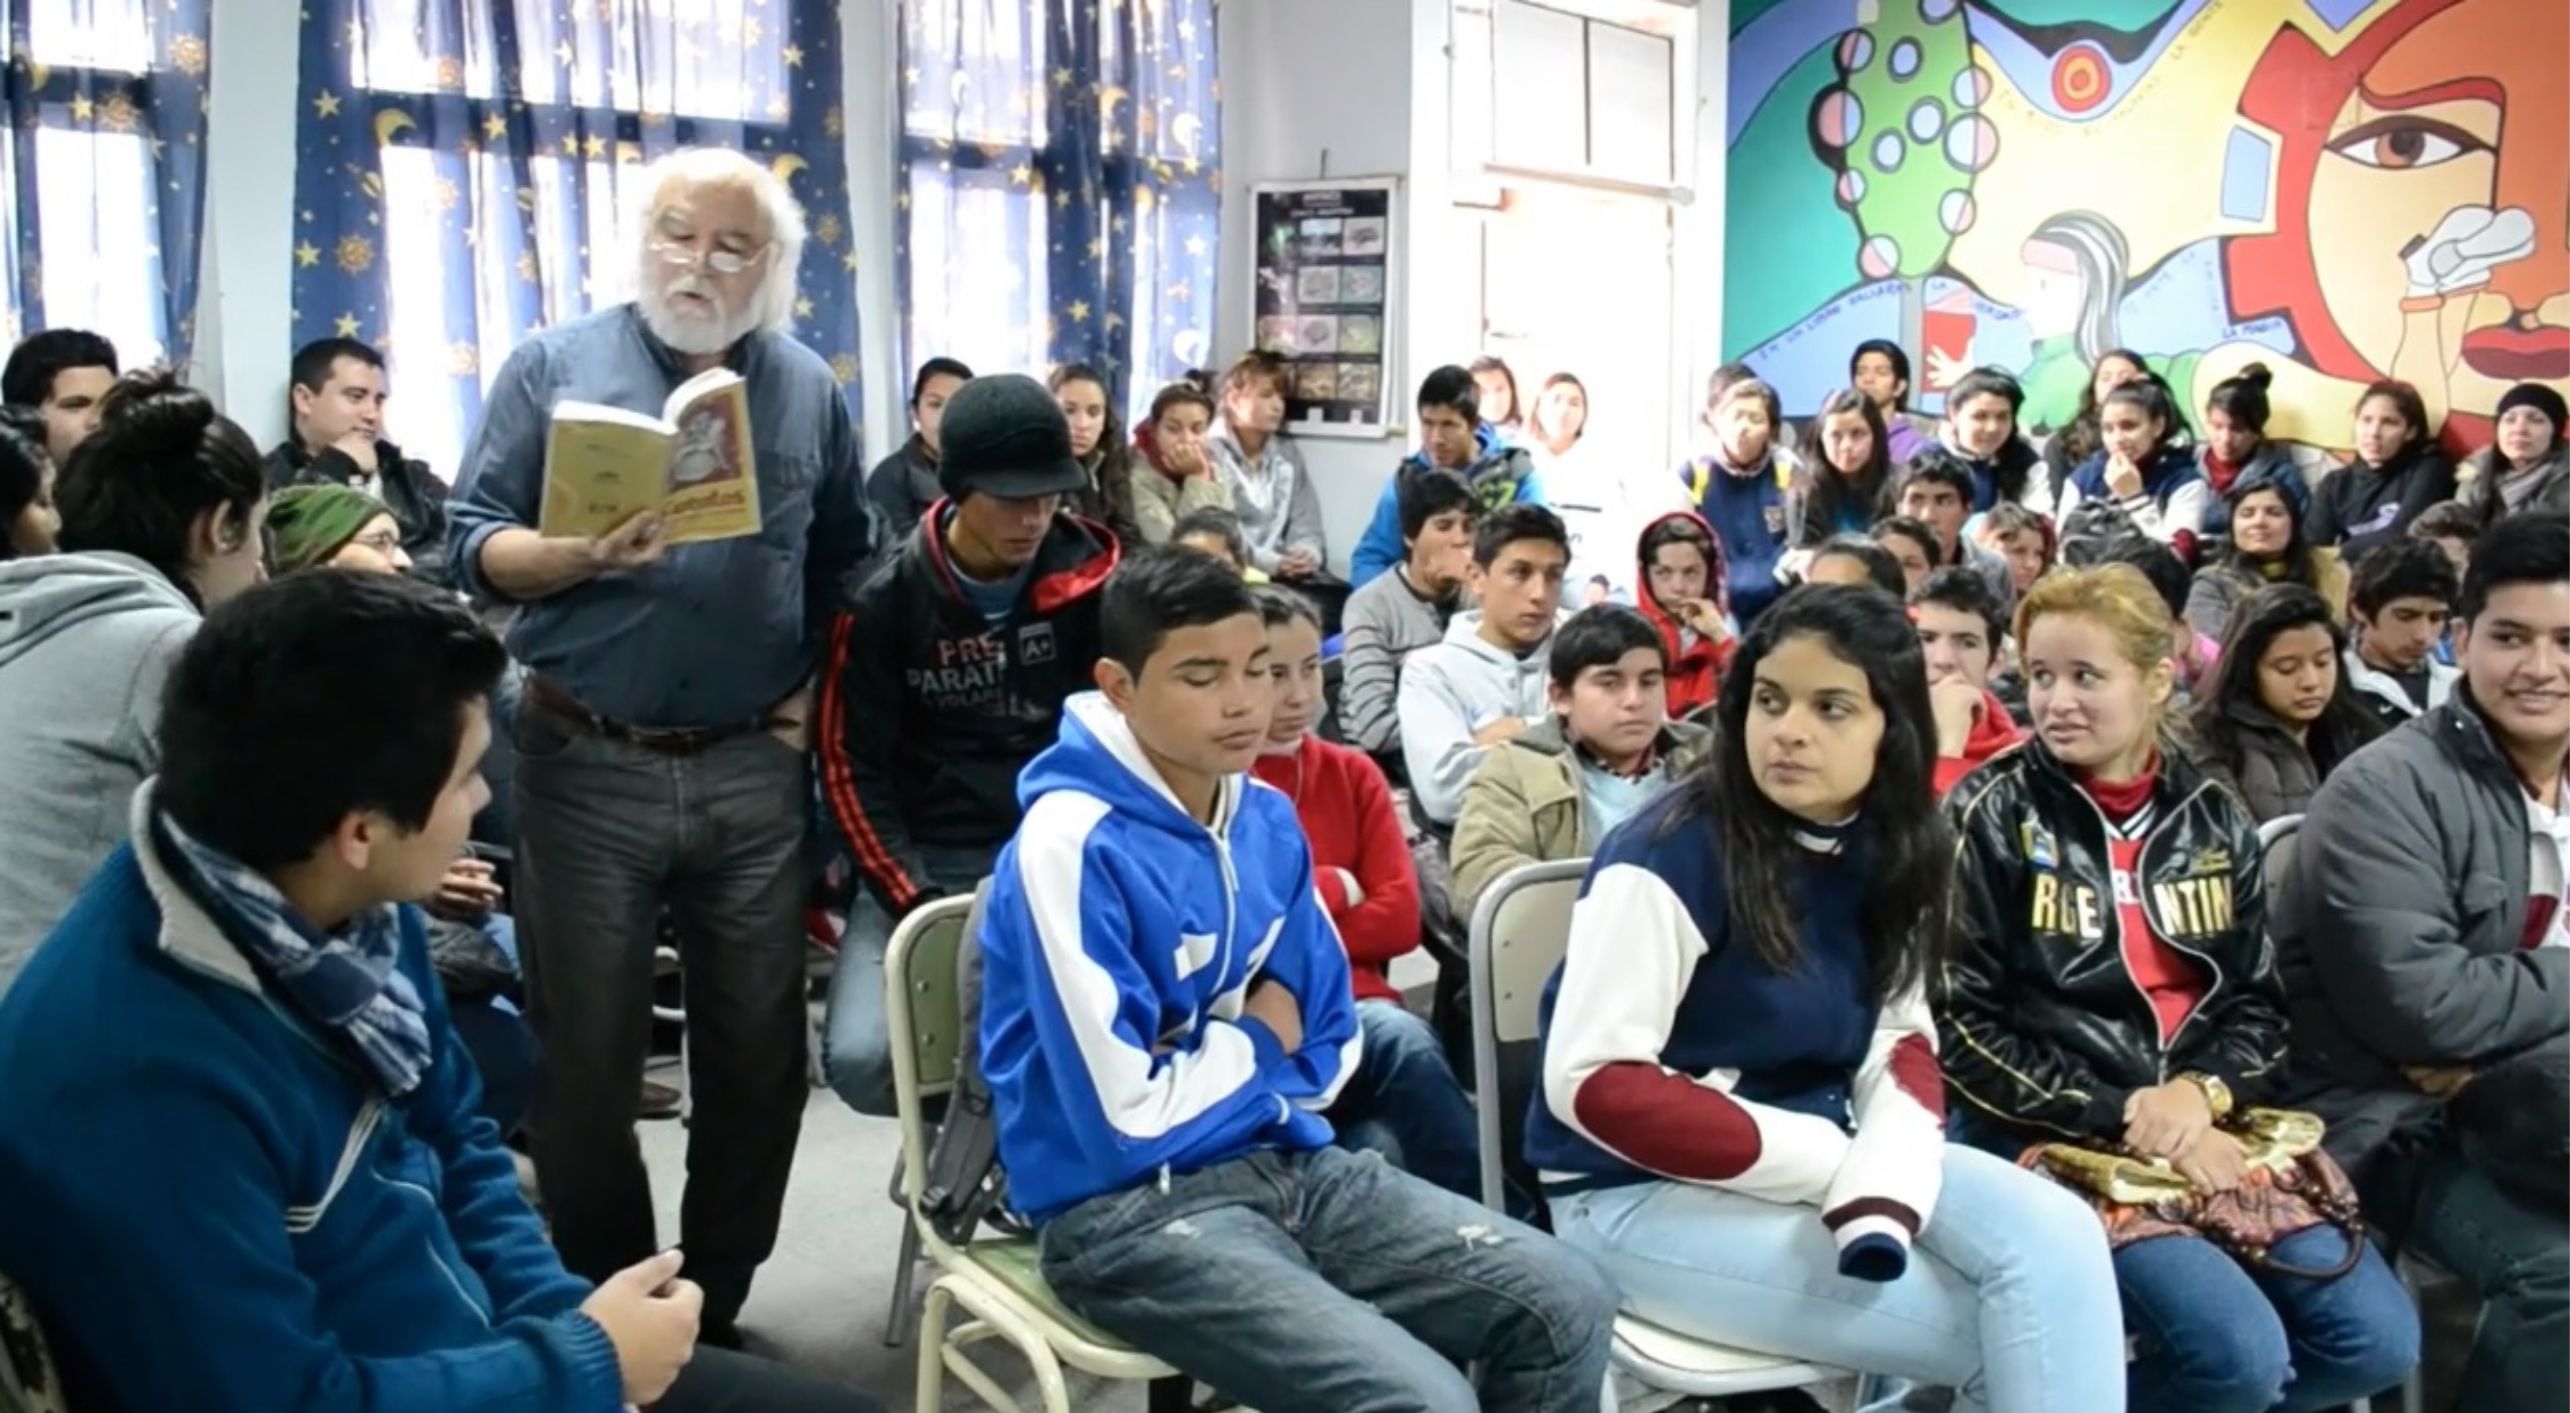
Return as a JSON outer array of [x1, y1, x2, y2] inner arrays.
[[649, 235, 770, 276], [349, 529, 404, 555]]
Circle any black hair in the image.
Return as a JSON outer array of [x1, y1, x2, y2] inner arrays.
[[1397, 466, 1476, 544], [2349, 537, 2458, 619], [1468, 355, 1521, 424], [1940, 368, 2039, 504], [2191, 584, 2381, 792], [0, 405, 51, 560], [2408, 499, 2479, 545], [1813, 533, 1906, 598], [1101, 546, 1262, 672], [156, 571, 507, 871], [911, 357, 974, 407], [1417, 364, 1480, 423], [54, 369, 266, 605], [2216, 475, 2319, 590], [2204, 362, 2274, 438], [1849, 339, 1912, 408], [1797, 388, 1892, 545], [1868, 515, 1939, 571], [1, 328, 118, 408], [2458, 511, 2564, 625], [1148, 379, 1216, 426], [2100, 536, 2191, 622], [1639, 513, 1715, 572], [1169, 505, 1249, 565], [2354, 379, 2432, 463], [1912, 565, 2008, 646], [1671, 584, 1945, 1002], [1894, 448, 1975, 509], [289, 336, 385, 394], [2100, 372, 2186, 459], [1548, 604, 1665, 692], [1473, 502, 1569, 569], [1252, 583, 1322, 634]]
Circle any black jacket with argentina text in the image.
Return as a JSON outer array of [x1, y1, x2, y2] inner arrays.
[[819, 502, 1117, 915], [1935, 736, 2286, 1147]]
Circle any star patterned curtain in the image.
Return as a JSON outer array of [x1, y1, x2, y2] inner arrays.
[[0, 0, 212, 368], [291, 0, 863, 479], [897, 0, 1220, 419]]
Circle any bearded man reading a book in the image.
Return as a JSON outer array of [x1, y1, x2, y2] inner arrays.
[[447, 145, 872, 1345]]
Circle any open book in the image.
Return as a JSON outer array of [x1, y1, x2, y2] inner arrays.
[[539, 368, 761, 545]]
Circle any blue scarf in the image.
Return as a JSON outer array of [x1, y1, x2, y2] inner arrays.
[[157, 813, 433, 1096]]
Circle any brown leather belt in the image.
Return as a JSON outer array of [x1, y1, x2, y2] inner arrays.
[[525, 675, 771, 757]]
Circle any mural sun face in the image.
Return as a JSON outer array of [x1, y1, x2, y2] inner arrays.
[[2310, 91, 2504, 386]]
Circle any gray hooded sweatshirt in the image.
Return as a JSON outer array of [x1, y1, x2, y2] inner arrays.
[[1396, 610, 1555, 826], [0, 551, 200, 993]]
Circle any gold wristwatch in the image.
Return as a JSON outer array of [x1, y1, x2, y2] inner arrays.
[[2177, 1072, 2234, 1120]]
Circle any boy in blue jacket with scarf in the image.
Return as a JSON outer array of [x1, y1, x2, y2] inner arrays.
[[978, 547, 1613, 1412], [0, 571, 873, 1413]]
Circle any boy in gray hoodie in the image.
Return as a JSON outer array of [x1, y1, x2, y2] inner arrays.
[[1398, 504, 1569, 825], [0, 372, 269, 991]]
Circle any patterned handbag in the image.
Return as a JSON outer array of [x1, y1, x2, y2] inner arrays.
[[2022, 1108, 2368, 1280]]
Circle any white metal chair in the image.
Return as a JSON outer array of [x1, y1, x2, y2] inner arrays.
[[1465, 859, 1859, 1404], [882, 895, 1198, 1413]]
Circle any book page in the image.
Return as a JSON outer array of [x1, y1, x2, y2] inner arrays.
[[658, 374, 761, 545], [538, 403, 675, 540]]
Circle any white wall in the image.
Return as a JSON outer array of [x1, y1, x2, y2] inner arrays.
[[1216, 0, 1419, 575]]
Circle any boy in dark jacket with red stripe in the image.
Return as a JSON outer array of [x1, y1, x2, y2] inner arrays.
[[815, 374, 1117, 1116]]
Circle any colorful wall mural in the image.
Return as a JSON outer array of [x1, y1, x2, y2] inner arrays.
[[1723, 0, 2568, 454]]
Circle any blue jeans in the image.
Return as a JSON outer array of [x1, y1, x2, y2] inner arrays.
[[2381, 1136, 2566, 1411], [1327, 1000, 1482, 1200], [1551, 1143, 2125, 1413], [2116, 1225, 2417, 1412], [1038, 1145, 1617, 1413], [819, 842, 997, 1117]]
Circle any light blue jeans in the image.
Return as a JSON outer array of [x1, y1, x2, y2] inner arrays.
[[1551, 1143, 2127, 1413]]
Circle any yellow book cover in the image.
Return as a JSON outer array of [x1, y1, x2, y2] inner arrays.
[[538, 368, 761, 545]]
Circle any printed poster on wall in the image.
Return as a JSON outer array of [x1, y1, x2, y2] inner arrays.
[[1250, 178, 1399, 438]]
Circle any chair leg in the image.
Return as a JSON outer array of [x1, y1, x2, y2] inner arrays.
[[883, 1217, 923, 1347], [913, 1280, 953, 1413]]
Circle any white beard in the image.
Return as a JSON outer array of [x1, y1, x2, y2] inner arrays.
[[640, 274, 758, 355]]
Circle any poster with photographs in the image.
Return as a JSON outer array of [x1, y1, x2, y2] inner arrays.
[[1251, 178, 1398, 436]]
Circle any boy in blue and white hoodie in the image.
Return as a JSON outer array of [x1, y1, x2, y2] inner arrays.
[[980, 547, 1614, 1412], [1348, 364, 1545, 587]]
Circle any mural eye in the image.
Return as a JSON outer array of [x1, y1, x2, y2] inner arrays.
[[2327, 117, 2486, 171]]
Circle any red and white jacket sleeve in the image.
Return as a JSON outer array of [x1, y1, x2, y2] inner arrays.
[[1820, 984, 1948, 1261], [1540, 863, 1854, 1204]]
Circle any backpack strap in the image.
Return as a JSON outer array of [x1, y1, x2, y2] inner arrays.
[[917, 877, 1025, 1242]]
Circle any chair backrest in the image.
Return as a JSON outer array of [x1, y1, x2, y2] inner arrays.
[[883, 894, 977, 1218], [2257, 812, 2302, 904], [1466, 857, 1590, 1213]]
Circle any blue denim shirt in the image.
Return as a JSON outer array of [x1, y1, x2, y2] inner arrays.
[[447, 305, 872, 728]]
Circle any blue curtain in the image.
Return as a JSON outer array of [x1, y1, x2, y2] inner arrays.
[[0, 0, 212, 367], [291, 0, 863, 476], [897, 0, 1220, 417]]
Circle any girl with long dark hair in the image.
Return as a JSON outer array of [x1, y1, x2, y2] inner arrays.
[[1533, 584, 2124, 1408], [1936, 366, 2045, 513], [1126, 380, 1230, 545], [1048, 362, 1141, 546], [2042, 346, 2151, 489], [2195, 363, 2307, 548], [2183, 475, 2325, 645], [1795, 387, 1892, 546], [1940, 565, 2418, 1413], [2186, 585, 2383, 823], [2056, 373, 2209, 558], [2306, 380, 2456, 558]]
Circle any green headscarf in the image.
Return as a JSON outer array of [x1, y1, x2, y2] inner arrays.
[[266, 483, 383, 574]]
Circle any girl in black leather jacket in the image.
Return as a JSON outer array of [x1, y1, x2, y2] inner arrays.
[[1939, 562, 2418, 1413]]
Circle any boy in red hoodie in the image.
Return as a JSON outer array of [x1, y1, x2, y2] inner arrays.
[[1634, 511, 1737, 718], [1914, 566, 2026, 794], [1250, 586, 1482, 1200]]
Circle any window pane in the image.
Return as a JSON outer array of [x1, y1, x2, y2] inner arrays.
[[32, 126, 166, 365], [901, 0, 1046, 147], [346, 0, 502, 98], [509, 0, 779, 120], [28, 0, 157, 73], [903, 161, 1046, 379], [380, 144, 460, 473]]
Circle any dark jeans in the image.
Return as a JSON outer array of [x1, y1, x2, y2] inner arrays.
[[2373, 1132, 2569, 1411], [819, 841, 999, 1117], [1328, 1000, 1482, 1200], [2115, 1225, 2418, 1413], [1037, 1145, 1616, 1413], [514, 703, 811, 1329], [653, 1345, 883, 1413]]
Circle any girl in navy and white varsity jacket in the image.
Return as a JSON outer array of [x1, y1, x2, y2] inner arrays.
[[1532, 585, 2127, 1412]]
